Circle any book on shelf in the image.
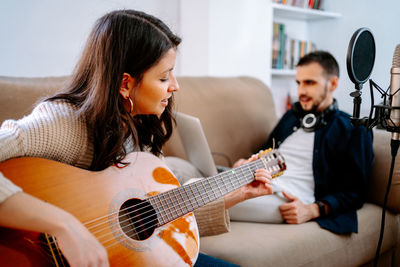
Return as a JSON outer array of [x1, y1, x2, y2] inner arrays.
[[272, 0, 323, 10], [271, 22, 316, 70], [271, 22, 283, 69]]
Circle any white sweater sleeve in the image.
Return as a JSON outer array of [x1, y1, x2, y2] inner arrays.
[[0, 118, 26, 163], [0, 114, 27, 202], [0, 101, 93, 204]]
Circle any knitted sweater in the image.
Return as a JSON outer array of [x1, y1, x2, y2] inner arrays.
[[0, 100, 229, 236]]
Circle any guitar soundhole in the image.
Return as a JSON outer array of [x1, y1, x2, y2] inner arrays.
[[118, 198, 158, 241]]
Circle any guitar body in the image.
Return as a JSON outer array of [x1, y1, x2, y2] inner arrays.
[[0, 152, 199, 266]]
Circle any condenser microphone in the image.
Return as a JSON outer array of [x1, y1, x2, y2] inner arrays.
[[389, 45, 400, 141]]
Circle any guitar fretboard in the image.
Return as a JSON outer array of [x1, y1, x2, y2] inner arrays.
[[149, 152, 284, 226]]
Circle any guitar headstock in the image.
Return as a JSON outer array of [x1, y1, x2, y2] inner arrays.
[[254, 148, 286, 178]]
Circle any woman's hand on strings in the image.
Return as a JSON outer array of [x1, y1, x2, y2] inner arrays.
[[224, 168, 273, 209], [232, 154, 259, 168]]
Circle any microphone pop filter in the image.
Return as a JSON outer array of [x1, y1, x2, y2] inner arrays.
[[346, 27, 376, 89]]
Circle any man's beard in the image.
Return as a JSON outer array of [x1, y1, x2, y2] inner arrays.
[[305, 83, 329, 113]]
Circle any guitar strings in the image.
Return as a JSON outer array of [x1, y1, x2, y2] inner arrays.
[[89, 163, 257, 249], [102, 168, 256, 248], [91, 158, 271, 235], [100, 163, 257, 243], [81, 160, 253, 229], [84, 158, 270, 232], [47, 157, 280, 249], [101, 158, 282, 249]]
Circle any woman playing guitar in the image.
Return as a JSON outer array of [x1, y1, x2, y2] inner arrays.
[[0, 9, 275, 267]]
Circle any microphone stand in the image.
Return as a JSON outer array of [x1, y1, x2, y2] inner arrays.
[[350, 84, 365, 126], [361, 79, 400, 267]]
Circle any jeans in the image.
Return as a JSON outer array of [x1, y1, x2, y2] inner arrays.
[[194, 253, 240, 267]]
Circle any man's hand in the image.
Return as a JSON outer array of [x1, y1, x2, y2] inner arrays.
[[279, 191, 319, 224]]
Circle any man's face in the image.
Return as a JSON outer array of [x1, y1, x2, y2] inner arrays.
[[295, 62, 336, 112]]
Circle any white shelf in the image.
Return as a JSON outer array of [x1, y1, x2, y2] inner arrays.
[[271, 69, 297, 76], [272, 3, 341, 21]]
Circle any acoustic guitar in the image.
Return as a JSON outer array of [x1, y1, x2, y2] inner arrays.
[[0, 149, 285, 266]]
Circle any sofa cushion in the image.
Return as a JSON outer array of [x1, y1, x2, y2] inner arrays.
[[368, 129, 400, 213], [199, 203, 398, 267]]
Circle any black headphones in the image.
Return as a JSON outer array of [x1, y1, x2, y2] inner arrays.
[[292, 99, 338, 132]]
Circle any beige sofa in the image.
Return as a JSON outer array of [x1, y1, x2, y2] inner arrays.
[[0, 75, 399, 267]]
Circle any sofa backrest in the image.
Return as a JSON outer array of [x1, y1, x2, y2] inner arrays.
[[0, 75, 277, 165], [0, 75, 399, 213], [162, 76, 278, 167], [0, 76, 68, 123]]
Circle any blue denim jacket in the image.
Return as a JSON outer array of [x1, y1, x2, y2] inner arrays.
[[261, 107, 374, 234]]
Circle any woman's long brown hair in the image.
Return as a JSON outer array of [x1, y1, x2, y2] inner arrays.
[[47, 10, 181, 170]]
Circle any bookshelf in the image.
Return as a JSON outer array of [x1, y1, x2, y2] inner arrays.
[[270, 1, 341, 116], [271, 3, 341, 75]]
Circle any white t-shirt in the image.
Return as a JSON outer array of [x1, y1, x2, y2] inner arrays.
[[273, 128, 315, 204], [229, 128, 315, 223]]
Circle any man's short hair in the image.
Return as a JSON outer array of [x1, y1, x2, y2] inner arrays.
[[297, 50, 339, 78]]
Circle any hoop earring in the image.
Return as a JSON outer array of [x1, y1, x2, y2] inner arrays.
[[128, 96, 133, 114]]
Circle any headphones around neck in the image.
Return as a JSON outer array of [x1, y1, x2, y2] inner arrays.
[[292, 99, 338, 132]]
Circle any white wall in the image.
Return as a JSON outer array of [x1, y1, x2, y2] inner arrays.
[[0, 0, 271, 84], [0, 0, 180, 77], [178, 0, 271, 86], [178, 0, 210, 76], [208, 0, 271, 86]]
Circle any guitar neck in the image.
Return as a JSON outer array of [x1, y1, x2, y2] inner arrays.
[[150, 155, 283, 226]]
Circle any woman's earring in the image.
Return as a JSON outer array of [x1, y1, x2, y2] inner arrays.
[[128, 96, 133, 114]]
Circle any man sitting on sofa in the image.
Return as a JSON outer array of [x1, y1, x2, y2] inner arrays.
[[229, 51, 374, 234]]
